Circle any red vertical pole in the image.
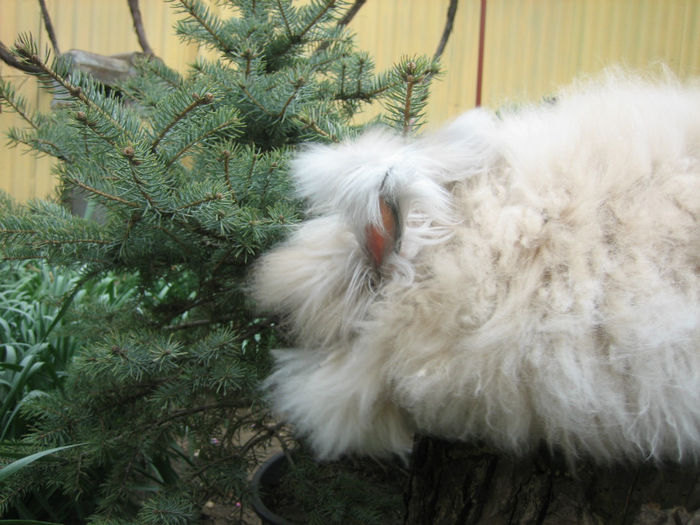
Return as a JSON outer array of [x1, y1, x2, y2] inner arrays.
[[475, 0, 487, 107]]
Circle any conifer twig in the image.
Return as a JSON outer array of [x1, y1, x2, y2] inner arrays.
[[315, 0, 365, 53], [0, 85, 38, 128], [295, 115, 339, 142], [402, 62, 420, 135], [151, 92, 214, 153], [126, 161, 159, 209], [0, 229, 39, 235], [176, 0, 232, 53], [298, 0, 337, 41], [275, 0, 294, 38], [65, 178, 140, 208], [175, 194, 224, 212], [14, 44, 136, 144], [221, 150, 237, 203], [164, 117, 237, 170], [38, 238, 113, 246], [28, 138, 69, 161], [0, 41, 40, 74], [277, 82, 304, 121]]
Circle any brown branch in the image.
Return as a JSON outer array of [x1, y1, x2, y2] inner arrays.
[[38, 238, 113, 246], [338, 0, 367, 26], [297, 0, 336, 40], [315, 0, 366, 54], [126, 0, 155, 56], [164, 115, 235, 170], [294, 114, 339, 142], [434, 0, 459, 60], [175, 193, 224, 212], [38, 0, 61, 56], [1, 229, 39, 235], [274, 0, 294, 38], [221, 150, 237, 203], [66, 178, 140, 208], [177, 0, 232, 53], [0, 95, 38, 130], [0, 40, 41, 74], [16, 50, 134, 142], [151, 92, 214, 154]]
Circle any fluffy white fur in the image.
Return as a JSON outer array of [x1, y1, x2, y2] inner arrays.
[[252, 71, 700, 463]]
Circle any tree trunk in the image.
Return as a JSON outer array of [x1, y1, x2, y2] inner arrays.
[[404, 437, 700, 525]]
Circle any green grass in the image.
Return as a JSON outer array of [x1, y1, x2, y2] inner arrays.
[[0, 260, 138, 439]]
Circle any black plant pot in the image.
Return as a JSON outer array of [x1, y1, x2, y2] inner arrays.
[[250, 452, 295, 525]]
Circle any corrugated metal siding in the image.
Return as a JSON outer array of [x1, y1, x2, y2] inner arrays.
[[350, 0, 700, 120], [478, 0, 700, 107], [1, 0, 699, 200], [0, 0, 202, 201]]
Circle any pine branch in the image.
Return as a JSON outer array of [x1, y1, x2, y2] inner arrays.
[[220, 149, 237, 203], [295, 114, 339, 142], [172, 0, 233, 54], [383, 57, 439, 135], [402, 65, 416, 134], [0, 40, 40, 73], [277, 79, 305, 121], [36, 238, 113, 247], [151, 92, 214, 153], [65, 177, 140, 208], [237, 82, 276, 117], [126, 159, 160, 209], [154, 401, 239, 428], [163, 107, 240, 169], [298, 0, 337, 41], [394, 60, 426, 135], [175, 193, 224, 212], [0, 79, 38, 128], [275, 0, 294, 38], [12, 38, 137, 145]]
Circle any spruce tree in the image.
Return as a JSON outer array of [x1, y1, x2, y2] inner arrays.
[[0, 1, 437, 523]]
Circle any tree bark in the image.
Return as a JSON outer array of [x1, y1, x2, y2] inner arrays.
[[404, 437, 700, 525]]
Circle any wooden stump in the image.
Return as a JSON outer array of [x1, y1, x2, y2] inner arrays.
[[404, 437, 700, 525]]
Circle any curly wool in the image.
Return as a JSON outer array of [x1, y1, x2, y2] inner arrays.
[[252, 71, 700, 463]]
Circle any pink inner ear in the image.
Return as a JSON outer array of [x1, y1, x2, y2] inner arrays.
[[365, 198, 396, 268]]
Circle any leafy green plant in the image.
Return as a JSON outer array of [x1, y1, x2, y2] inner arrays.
[[0, 260, 81, 440], [0, 260, 141, 439]]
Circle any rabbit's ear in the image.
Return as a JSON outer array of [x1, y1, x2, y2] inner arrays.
[[290, 129, 407, 267], [290, 129, 405, 215]]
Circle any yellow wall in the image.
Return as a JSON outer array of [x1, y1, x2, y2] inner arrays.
[[2, 0, 699, 201], [352, 0, 700, 122], [0, 0, 202, 201]]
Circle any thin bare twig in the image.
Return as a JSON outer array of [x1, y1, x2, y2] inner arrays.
[[38, 0, 61, 55], [434, 0, 459, 60], [315, 0, 366, 54], [126, 0, 155, 56], [338, 0, 367, 26]]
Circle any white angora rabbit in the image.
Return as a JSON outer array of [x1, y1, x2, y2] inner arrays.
[[252, 71, 700, 463]]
